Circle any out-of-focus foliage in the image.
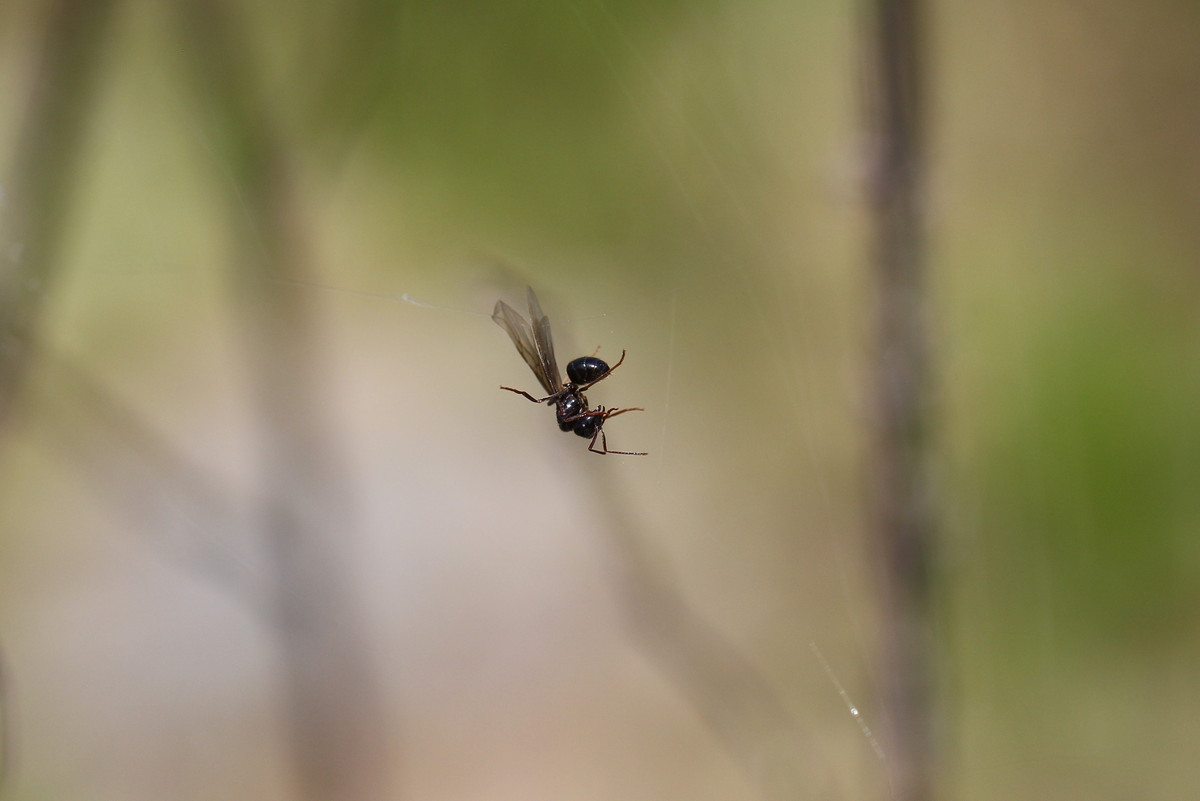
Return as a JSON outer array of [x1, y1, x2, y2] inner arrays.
[[0, 1, 1198, 800]]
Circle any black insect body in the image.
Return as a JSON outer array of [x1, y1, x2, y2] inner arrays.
[[565, 356, 609, 385], [555, 388, 589, 432], [492, 287, 647, 456]]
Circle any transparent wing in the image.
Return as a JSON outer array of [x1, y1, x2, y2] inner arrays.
[[492, 293, 561, 395], [525, 287, 563, 395]]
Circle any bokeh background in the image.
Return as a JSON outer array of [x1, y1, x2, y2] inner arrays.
[[1, 1, 1198, 800]]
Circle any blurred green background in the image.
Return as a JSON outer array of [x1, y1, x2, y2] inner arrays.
[[1, 1, 1198, 799]]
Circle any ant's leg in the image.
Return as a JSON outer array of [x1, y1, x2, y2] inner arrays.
[[583, 411, 648, 456], [594, 432, 649, 456], [599, 406, 644, 419], [500, 386, 558, 404], [601, 442, 649, 456], [560, 405, 643, 426], [559, 407, 608, 425], [577, 350, 627, 390]]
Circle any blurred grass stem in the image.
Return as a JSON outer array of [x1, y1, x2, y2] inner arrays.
[[589, 466, 819, 800], [171, 2, 390, 798], [0, 1, 120, 788], [0, 0, 117, 429], [866, 0, 937, 800]]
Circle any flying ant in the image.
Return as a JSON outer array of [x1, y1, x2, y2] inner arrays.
[[492, 287, 647, 456]]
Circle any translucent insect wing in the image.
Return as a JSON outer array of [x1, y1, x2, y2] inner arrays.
[[525, 287, 563, 397], [492, 297, 561, 395]]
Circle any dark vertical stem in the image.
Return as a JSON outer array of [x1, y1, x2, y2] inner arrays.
[[171, 3, 390, 799], [866, 1, 936, 800], [0, 0, 118, 428]]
